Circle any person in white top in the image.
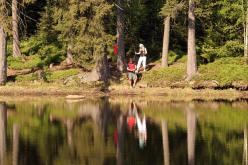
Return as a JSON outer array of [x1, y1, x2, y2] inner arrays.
[[135, 43, 147, 73]]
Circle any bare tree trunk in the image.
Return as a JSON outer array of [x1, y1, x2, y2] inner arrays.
[[243, 0, 248, 58], [187, 107, 196, 165], [187, 0, 197, 80], [117, 0, 126, 72], [244, 126, 248, 165], [161, 16, 170, 68], [0, 27, 7, 85], [0, 102, 7, 164], [87, 45, 109, 85], [66, 44, 73, 65], [13, 124, 20, 165], [117, 115, 125, 165], [66, 120, 73, 149], [12, 0, 21, 57], [162, 120, 170, 165]]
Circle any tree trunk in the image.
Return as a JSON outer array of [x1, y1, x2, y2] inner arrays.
[[12, 0, 21, 57], [66, 44, 73, 65], [244, 126, 248, 165], [13, 124, 20, 165], [161, 16, 170, 68], [117, 0, 126, 72], [187, 0, 197, 80], [0, 102, 7, 164], [117, 115, 125, 165], [187, 107, 196, 165], [0, 27, 7, 85], [87, 45, 109, 84], [162, 120, 170, 165]]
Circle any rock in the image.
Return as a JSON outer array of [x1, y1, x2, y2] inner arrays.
[[66, 95, 85, 99]]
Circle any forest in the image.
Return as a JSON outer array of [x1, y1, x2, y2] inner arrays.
[[0, 0, 248, 91]]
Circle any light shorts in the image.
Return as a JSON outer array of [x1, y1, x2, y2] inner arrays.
[[128, 72, 137, 80]]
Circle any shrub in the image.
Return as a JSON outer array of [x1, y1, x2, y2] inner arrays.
[[46, 69, 80, 82], [8, 55, 43, 70]]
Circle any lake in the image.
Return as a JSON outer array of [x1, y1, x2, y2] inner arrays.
[[0, 97, 247, 165]]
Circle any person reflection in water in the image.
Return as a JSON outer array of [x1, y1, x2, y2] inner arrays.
[[127, 102, 137, 133], [135, 109, 147, 149]]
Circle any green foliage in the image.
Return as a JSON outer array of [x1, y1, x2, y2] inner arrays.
[[21, 36, 44, 56], [52, 0, 114, 65], [46, 69, 80, 82], [8, 55, 42, 70], [195, 57, 248, 85], [143, 63, 185, 86], [15, 73, 39, 82]]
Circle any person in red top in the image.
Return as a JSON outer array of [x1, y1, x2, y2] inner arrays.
[[127, 102, 137, 133], [113, 42, 118, 56], [127, 58, 138, 88]]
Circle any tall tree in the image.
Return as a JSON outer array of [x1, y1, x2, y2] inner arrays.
[[117, 0, 126, 72], [53, 0, 113, 68], [12, 0, 21, 57], [160, 0, 184, 68], [186, 0, 197, 80], [0, 0, 7, 85], [161, 14, 170, 68], [243, 0, 248, 59]]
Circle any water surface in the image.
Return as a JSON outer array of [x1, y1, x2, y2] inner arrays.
[[0, 97, 247, 165]]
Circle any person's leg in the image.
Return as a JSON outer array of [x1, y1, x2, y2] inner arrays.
[[132, 74, 137, 88], [142, 56, 147, 71], [129, 79, 132, 87], [136, 57, 142, 72], [133, 78, 137, 88], [128, 73, 133, 87]]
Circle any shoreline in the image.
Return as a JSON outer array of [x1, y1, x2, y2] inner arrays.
[[0, 84, 247, 101]]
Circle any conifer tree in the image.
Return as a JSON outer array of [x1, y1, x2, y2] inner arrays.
[[53, 0, 113, 79]]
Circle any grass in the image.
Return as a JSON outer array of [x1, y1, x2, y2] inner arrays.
[[15, 68, 81, 82], [142, 57, 248, 88], [46, 69, 80, 82], [195, 57, 248, 86], [142, 63, 185, 87], [8, 55, 43, 70]]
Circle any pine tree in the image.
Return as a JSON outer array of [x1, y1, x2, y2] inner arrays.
[[53, 0, 113, 79]]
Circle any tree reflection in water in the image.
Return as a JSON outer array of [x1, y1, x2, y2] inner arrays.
[[0, 98, 247, 165]]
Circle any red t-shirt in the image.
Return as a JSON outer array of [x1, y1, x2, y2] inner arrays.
[[127, 116, 136, 130], [113, 44, 118, 56], [128, 62, 136, 71]]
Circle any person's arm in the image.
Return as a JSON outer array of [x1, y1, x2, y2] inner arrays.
[[135, 49, 141, 55], [144, 48, 147, 55]]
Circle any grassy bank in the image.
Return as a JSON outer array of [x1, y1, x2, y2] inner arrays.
[[142, 57, 248, 89]]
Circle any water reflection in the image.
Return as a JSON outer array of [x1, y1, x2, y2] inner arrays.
[[0, 102, 6, 164], [13, 124, 20, 165], [186, 106, 196, 165], [162, 120, 169, 165], [0, 98, 247, 164]]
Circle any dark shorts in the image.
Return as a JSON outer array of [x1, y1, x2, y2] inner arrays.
[[128, 72, 137, 80]]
